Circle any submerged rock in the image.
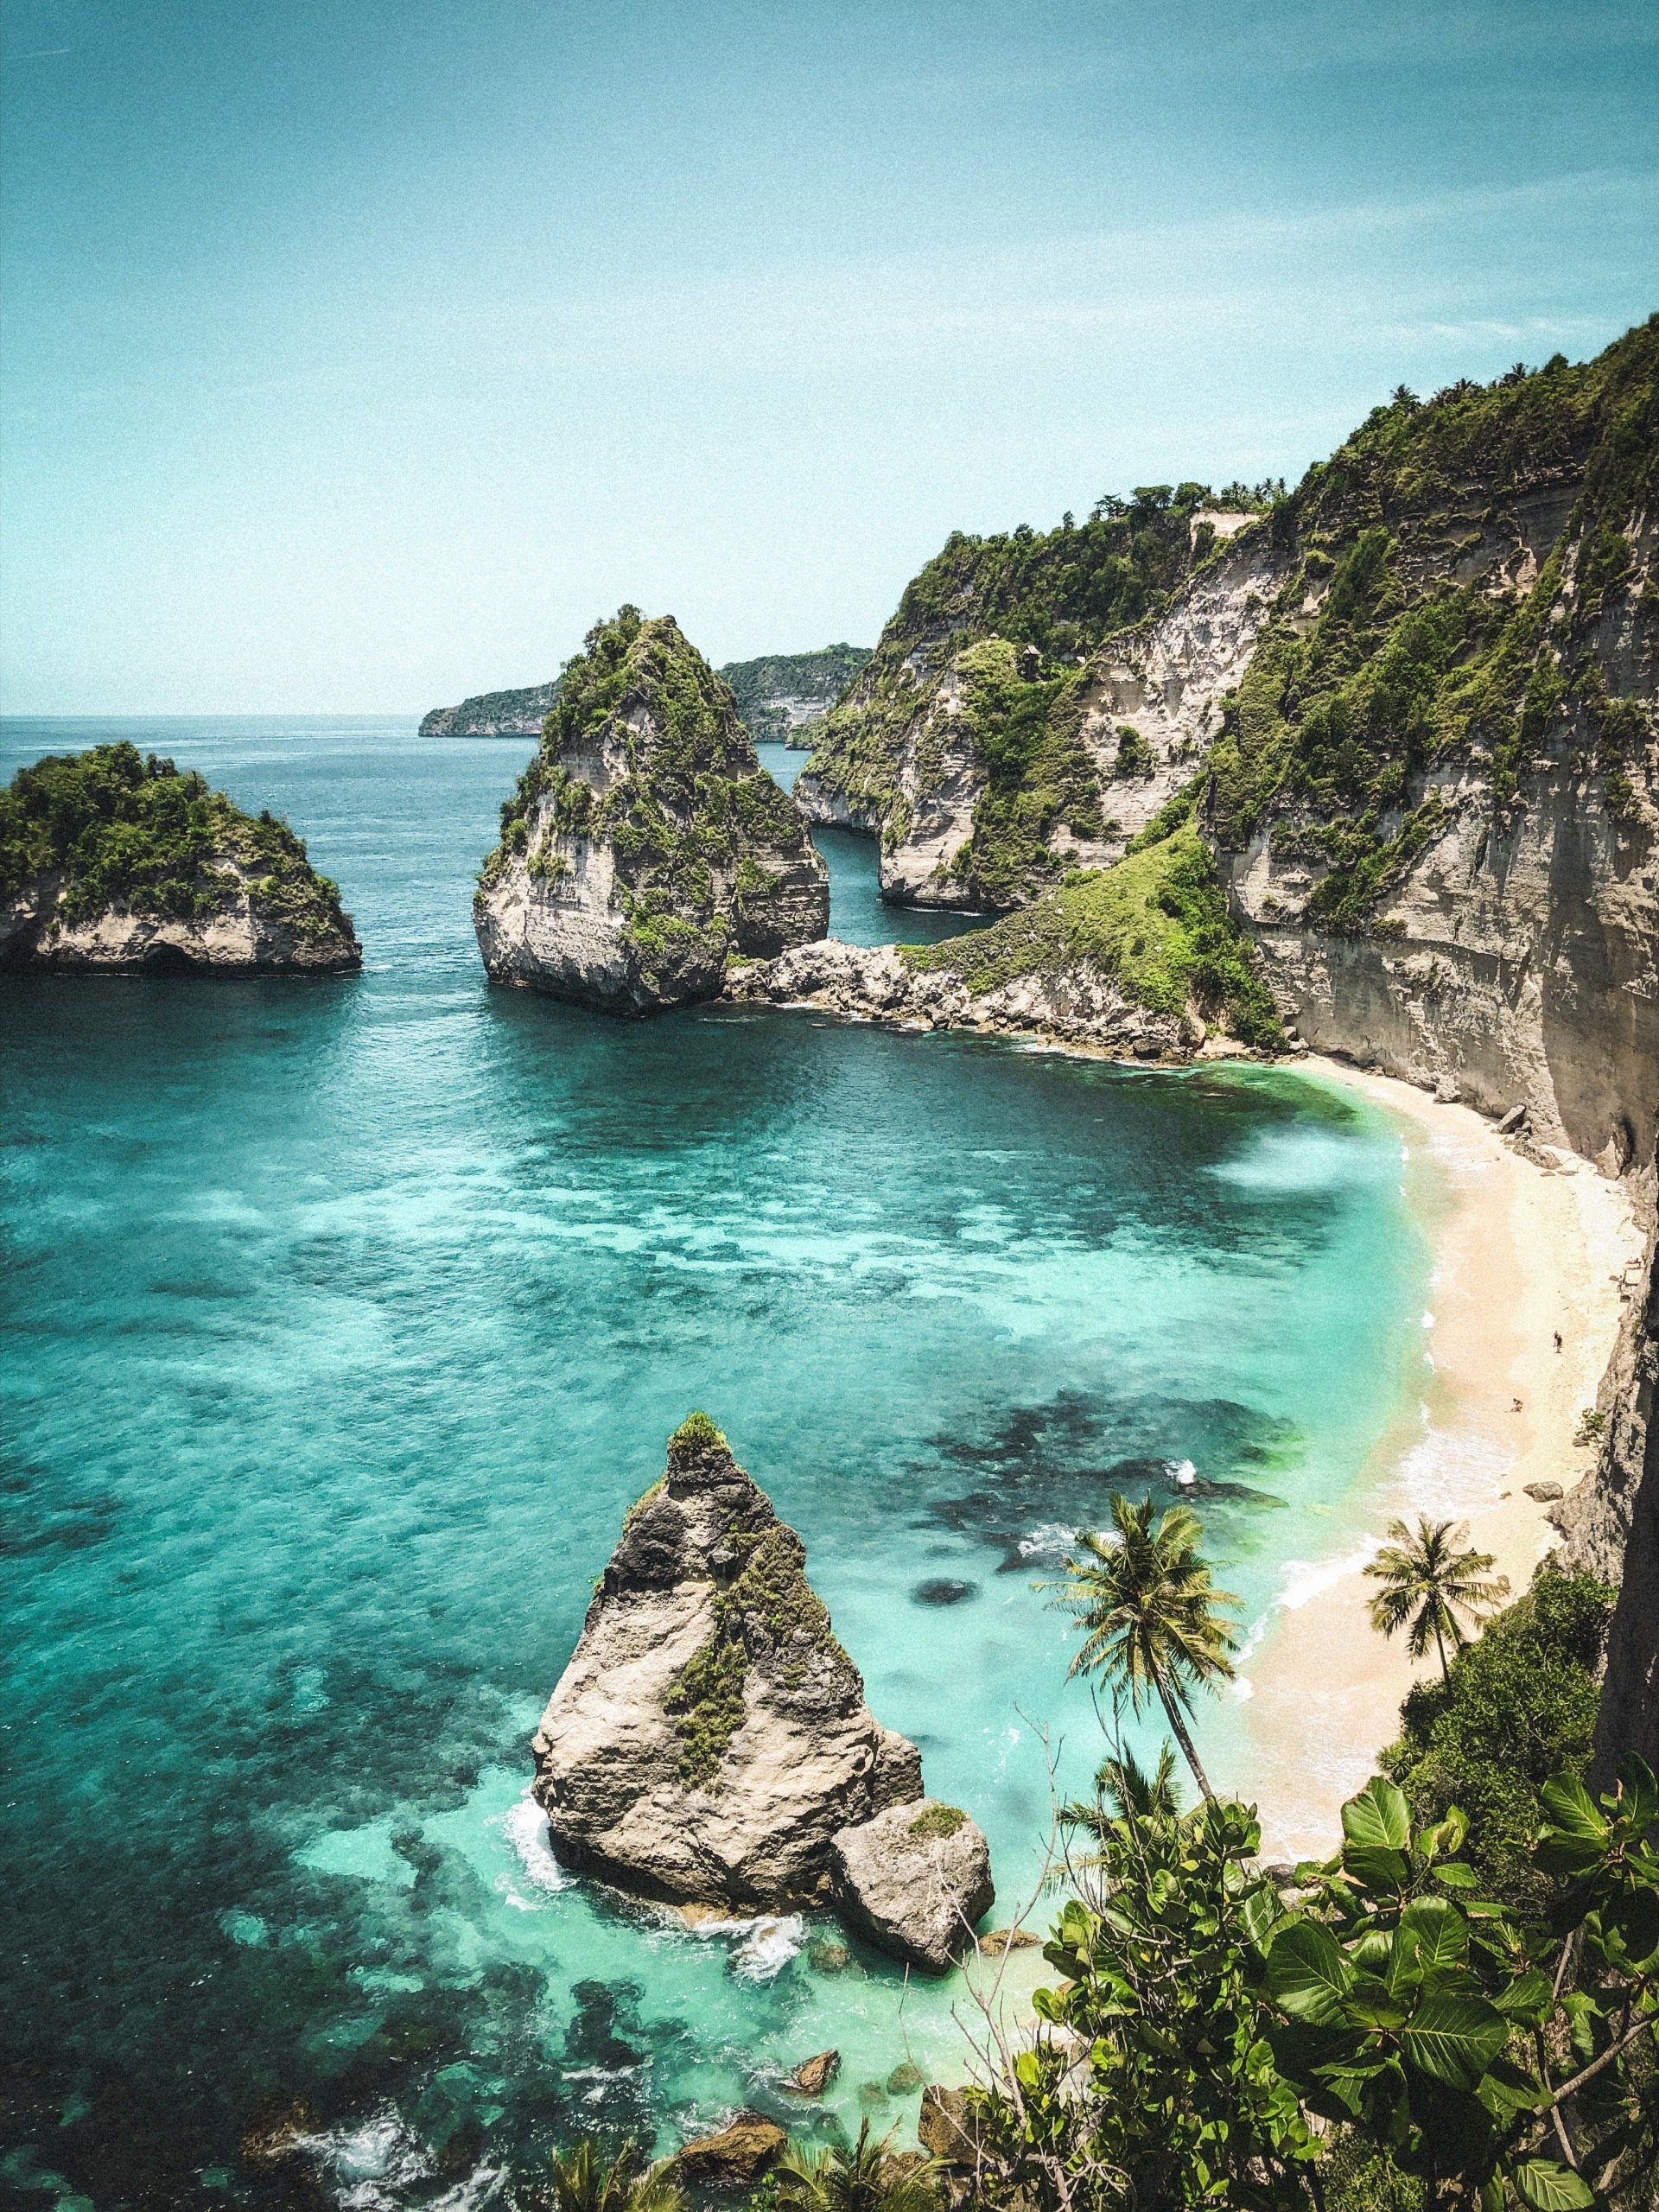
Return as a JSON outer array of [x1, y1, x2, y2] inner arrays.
[[474, 607, 827, 1013], [830, 1798, 995, 1975], [671, 2110, 785, 2188], [531, 1414, 992, 1968], [0, 742, 360, 976], [783, 2049, 840, 2096]]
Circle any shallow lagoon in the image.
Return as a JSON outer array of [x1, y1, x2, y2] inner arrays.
[[2, 719, 1429, 2207]]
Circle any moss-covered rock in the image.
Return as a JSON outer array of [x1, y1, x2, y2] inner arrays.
[[0, 741, 360, 975], [474, 607, 828, 1012]]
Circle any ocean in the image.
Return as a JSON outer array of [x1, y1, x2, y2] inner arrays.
[[1, 716, 1431, 2207]]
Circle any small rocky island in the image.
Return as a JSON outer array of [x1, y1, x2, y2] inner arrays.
[[474, 607, 829, 1013], [531, 1414, 994, 1972], [0, 741, 361, 975]]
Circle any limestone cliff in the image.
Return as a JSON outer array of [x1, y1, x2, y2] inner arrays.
[[474, 607, 829, 1013], [1209, 321, 1657, 1179], [531, 1414, 993, 1969], [419, 678, 562, 739], [795, 491, 1278, 910], [0, 741, 360, 976]]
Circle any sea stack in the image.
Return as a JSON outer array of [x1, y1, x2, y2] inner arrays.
[[531, 1414, 994, 1971], [474, 607, 829, 1013], [0, 742, 361, 975]]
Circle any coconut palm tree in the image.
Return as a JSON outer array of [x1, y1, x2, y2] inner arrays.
[[545, 2139, 685, 2212], [1363, 1515, 1510, 1677], [1053, 1742, 1186, 1889], [1052, 1496, 1240, 1800], [774, 2123, 942, 2212]]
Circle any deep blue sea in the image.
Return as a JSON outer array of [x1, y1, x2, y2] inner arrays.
[[1, 717, 1430, 2209]]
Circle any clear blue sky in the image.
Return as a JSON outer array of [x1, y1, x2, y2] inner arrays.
[[2, 0, 1655, 714]]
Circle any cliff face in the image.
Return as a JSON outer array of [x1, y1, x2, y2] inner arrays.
[[419, 679, 561, 739], [0, 742, 361, 976], [795, 493, 1276, 910], [474, 607, 829, 1014], [718, 645, 872, 747], [531, 1415, 993, 1968], [1208, 323, 1657, 1179]]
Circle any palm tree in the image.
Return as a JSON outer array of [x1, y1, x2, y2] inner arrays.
[[1052, 1496, 1239, 1800], [775, 2121, 943, 2211], [1053, 1743, 1185, 1887], [546, 2139, 685, 2212], [1363, 1516, 1510, 1677]]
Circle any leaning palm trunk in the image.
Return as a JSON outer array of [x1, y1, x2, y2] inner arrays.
[[1154, 1673, 1214, 1800]]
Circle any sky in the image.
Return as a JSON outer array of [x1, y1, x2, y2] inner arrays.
[[1, 0, 1656, 715]]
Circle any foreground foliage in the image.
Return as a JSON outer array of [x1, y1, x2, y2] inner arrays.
[[969, 1761, 1659, 2210], [1382, 1567, 1616, 1915]]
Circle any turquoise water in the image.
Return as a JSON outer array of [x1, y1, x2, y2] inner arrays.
[[2, 719, 1430, 2209]]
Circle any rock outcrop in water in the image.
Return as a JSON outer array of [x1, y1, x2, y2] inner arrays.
[[531, 1413, 994, 1970], [0, 741, 360, 975], [474, 607, 829, 1013]]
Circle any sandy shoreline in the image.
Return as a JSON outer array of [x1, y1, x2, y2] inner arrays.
[[1235, 1057, 1645, 1863]]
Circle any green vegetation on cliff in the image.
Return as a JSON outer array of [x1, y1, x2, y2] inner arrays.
[[477, 607, 818, 992], [1207, 318, 1658, 928], [802, 485, 1243, 846], [0, 741, 351, 940], [900, 823, 1281, 1046], [718, 645, 872, 744]]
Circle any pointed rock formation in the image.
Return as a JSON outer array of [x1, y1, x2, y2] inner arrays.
[[474, 607, 828, 1013], [531, 1414, 993, 1969]]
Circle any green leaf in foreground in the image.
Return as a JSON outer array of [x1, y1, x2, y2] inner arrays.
[[1510, 2158, 1596, 2211], [1397, 1993, 1510, 2090]]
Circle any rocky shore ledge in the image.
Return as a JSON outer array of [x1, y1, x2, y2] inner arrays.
[[531, 1414, 994, 1972], [726, 932, 1194, 1058], [726, 822, 1284, 1061], [0, 741, 360, 976]]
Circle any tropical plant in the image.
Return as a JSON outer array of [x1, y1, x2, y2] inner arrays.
[[1364, 1516, 1510, 1678], [543, 2137, 686, 2212], [983, 1777, 1319, 2208], [1382, 1565, 1614, 1910], [973, 1762, 1659, 2210], [1052, 1496, 1240, 1796], [773, 2120, 943, 2211]]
